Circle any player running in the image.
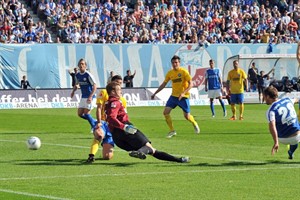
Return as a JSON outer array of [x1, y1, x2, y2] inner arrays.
[[71, 58, 97, 131], [151, 55, 200, 138]]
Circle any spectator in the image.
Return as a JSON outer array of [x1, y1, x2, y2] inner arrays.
[[248, 62, 259, 92], [68, 68, 78, 87], [257, 69, 274, 103], [20, 75, 32, 89], [282, 76, 294, 93], [107, 71, 115, 84], [123, 69, 136, 88], [1, 0, 300, 45]]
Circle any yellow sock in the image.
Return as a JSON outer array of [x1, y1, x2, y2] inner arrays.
[[231, 104, 236, 117], [188, 114, 197, 126], [240, 104, 244, 117], [164, 114, 174, 131], [90, 139, 100, 155]]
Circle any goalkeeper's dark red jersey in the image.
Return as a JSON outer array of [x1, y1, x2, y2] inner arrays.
[[105, 96, 129, 131]]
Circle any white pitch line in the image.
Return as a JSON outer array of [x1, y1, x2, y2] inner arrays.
[[0, 188, 72, 200], [1, 165, 300, 181]]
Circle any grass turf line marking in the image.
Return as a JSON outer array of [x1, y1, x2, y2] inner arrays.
[[0, 188, 72, 200], [1, 165, 300, 181]]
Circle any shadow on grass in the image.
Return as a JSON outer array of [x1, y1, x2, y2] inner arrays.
[[5, 158, 300, 168], [190, 160, 300, 167], [7, 158, 162, 167]]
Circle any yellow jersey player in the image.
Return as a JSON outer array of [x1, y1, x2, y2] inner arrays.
[[151, 55, 200, 138], [86, 75, 126, 163], [227, 60, 248, 120]]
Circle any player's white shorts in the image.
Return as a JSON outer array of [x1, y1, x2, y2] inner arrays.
[[279, 133, 300, 145], [78, 98, 96, 110], [207, 89, 222, 99]]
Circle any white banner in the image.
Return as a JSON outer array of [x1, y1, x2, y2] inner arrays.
[[0, 88, 298, 109]]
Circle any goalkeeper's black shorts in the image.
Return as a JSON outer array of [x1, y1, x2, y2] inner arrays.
[[111, 128, 151, 151]]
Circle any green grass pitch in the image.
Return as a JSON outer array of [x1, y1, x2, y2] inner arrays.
[[0, 104, 299, 199]]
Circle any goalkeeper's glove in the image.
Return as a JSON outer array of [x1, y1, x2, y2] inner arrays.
[[124, 124, 137, 134]]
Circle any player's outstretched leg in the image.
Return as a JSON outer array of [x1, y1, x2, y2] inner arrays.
[[129, 145, 153, 160], [153, 150, 189, 163]]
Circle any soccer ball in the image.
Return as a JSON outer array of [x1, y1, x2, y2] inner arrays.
[[26, 136, 41, 150]]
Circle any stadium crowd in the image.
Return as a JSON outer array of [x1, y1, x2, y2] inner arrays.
[[1, 0, 300, 44]]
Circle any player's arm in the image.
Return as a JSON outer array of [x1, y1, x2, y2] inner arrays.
[[226, 80, 231, 94], [204, 71, 208, 92], [218, 70, 223, 89], [243, 78, 248, 92], [226, 72, 231, 94], [151, 81, 167, 99], [71, 84, 78, 98], [95, 94, 103, 126], [89, 83, 97, 99], [95, 103, 103, 128], [268, 120, 279, 155], [87, 75, 97, 101], [71, 76, 78, 98], [243, 71, 248, 92], [204, 77, 208, 92], [179, 79, 193, 100], [95, 90, 107, 123]]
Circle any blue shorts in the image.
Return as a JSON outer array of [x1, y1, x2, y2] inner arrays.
[[101, 121, 114, 147], [230, 93, 244, 104], [166, 96, 190, 113]]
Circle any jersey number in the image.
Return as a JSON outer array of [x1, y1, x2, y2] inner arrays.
[[278, 102, 297, 125]]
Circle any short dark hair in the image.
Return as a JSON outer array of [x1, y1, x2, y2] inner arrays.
[[111, 75, 122, 82], [171, 55, 180, 62], [263, 86, 278, 99], [77, 58, 86, 66]]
